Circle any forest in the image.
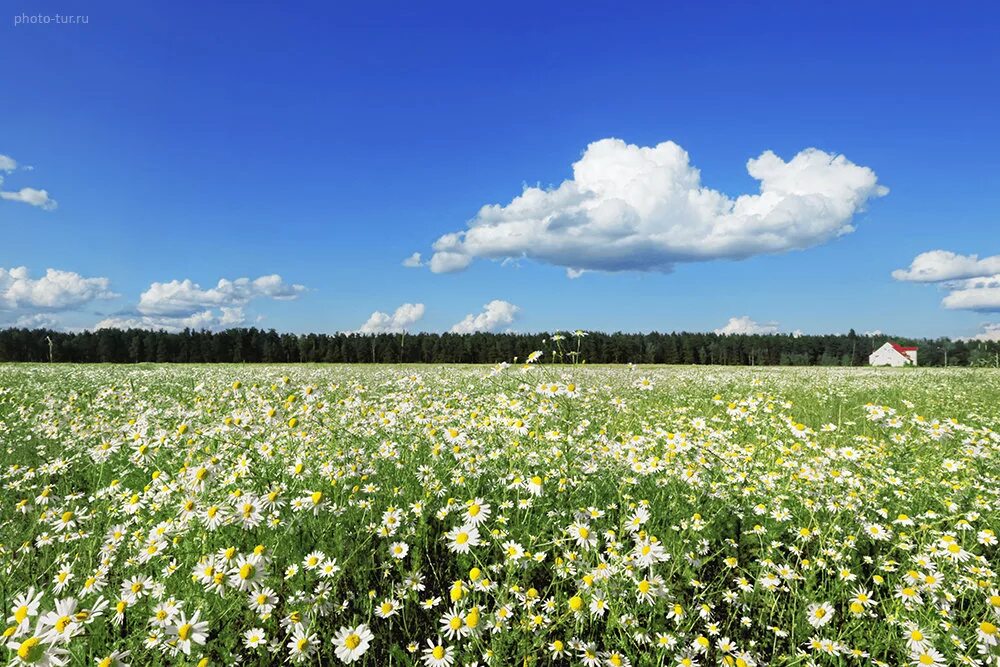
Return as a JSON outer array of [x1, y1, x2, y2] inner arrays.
[[0, 326, 997, 366]]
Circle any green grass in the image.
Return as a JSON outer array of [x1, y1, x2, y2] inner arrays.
[[1, 364, 998, 666]]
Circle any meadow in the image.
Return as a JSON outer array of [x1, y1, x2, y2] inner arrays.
[[1, 361, 998, 667]]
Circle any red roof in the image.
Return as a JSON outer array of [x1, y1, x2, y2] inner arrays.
[[890, 342, 918, 356]]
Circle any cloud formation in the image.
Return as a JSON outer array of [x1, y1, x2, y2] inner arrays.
[[0, 188, 58, 210], [451, 300, 519, 333], [941, 276, 1000, 311], [1, 266, 117, 310], [401, 252, 423, 268], [137, 274, 305, 316], [426, 138, 886, 275], [893, 249, 1000, 312], [892, 250, 1000, 283], [358, 303, 425, 333], [713, 315, 780, 336], [94, 274, 306, 332], [966, 323, 1000, 342], [0, 153, 58, 210]]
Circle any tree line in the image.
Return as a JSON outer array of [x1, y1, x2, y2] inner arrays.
[[0, 327, 997, 366]]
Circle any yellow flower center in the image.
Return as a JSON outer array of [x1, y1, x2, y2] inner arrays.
[[344, 633, 361, 650], [17, 637, 42, 661], [433, 646, 446, 659], [178, 623, 192, 640]]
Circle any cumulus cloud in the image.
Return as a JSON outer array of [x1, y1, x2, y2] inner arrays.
[[11, 313, 62, 329], [0, 188, 57, 210], [425, 138, 886, 275], [892, 250, 1000, 282], [358, 303, 425, 333], [402, 252, 423, 268], [941, 275, 1000, 311], [0, 153, 58, 210], [965, 323, 1000, 342], [93, 309, 242, 333], [1, 266, 117, 310], [714, 316, 780, 335], [451, 300, 519, 333], [894, 249, 1000, 312], [137, 274, 305, 316], [93, 273, 306, 332]]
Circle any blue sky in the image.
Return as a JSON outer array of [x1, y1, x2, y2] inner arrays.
[[2, 1, 998, 339]]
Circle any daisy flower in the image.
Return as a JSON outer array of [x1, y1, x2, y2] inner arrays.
[[444, 524, 480, 554], [421, 639, 455, 667], [806, 602, 834, 629], [332, 624, 373, 664], [243, 627, 267, 649], [170, 609, 208, 656]]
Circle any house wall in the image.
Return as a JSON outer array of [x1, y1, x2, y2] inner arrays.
[[869, 344, 908, 367]]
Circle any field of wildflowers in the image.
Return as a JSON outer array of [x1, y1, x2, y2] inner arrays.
[[1, 361, 998, 666]]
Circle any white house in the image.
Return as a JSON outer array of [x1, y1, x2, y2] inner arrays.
[[869, 342, 918, 367]]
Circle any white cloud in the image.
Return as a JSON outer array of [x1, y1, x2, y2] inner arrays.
[[94, 309, 239, 333], [0, 153, 57, 210], [894, 249, 1000, 312], [892, 250, 1000, 282], [426, 138, 886, 275], [965, 323, 1000, 342], [863, 329, 884, 336], [93, 273, 306, 332], [1, 266, 117, 310], [0, 187, 57, 210], [941, 275, 1000, 311], [358, 303, 425, 333], [137, 274, 305, 316], [402, 252, 423, 268], [11, 313, 61, 329], [451, 300, 519, 333], [713, 316, 780, 335]]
